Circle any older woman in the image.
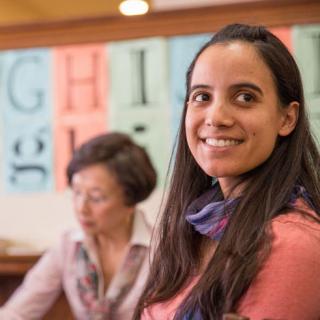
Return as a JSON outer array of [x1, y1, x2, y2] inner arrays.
[[0, 132, 157, 320]]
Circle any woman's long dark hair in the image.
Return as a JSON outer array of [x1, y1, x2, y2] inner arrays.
[[134, 24, 320, 319]]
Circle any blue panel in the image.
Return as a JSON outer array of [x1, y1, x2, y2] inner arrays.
[[4, 122, 53, 192], [0, 49, 54, 192], [169, 34, 212, 141]]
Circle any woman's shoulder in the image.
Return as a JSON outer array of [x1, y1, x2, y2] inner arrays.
[[238, 200, 320, 318], [237, 205, 320, 319], [273, 197, 320, 225], [270, 200, 320, 256], [49, 229, 84, 258], [59, 228, 85, 243]]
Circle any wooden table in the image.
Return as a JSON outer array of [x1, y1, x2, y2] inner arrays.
[[0, 253, 74, 319]]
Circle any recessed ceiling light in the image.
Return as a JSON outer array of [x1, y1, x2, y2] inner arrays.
[[119, 0, 149, 16]]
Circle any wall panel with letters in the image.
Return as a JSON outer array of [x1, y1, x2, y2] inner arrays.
[[0, 24, 318, 193]]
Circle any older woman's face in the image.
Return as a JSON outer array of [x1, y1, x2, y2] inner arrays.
[[71, 164, 134, 237]]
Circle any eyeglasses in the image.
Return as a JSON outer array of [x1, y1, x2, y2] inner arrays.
[[72, 190, 107, 205]]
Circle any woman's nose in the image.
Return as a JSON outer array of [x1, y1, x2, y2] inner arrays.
[[75, 196, 90, 214], [204, 100, 234, 127]]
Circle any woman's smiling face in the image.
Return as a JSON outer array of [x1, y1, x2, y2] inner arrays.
[[185, 41, 292, 194]]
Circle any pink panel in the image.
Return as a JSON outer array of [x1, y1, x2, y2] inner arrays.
[[270, 27, 293, 53], [53, 44, 108, 190]]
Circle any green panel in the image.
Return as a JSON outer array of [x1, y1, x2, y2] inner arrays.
[[293, 25, 320, 110], [112, 110, 171, 187], [108, 37, 171, 187], [108, 37, 169, 118], [309, 114, 320, 148], [293, 24, 320, 143]]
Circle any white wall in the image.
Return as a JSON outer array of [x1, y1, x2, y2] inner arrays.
[[0, 188, 164, 252]]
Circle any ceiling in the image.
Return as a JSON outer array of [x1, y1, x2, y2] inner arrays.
[[0, 0, 262, 26], [0, 0, 146, 25]]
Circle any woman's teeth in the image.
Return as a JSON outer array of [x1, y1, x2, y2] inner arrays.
[[205, 138, 241, 147]]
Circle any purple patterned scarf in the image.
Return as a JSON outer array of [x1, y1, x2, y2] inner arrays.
[[185, 184, 313, 241], [183, 184, 314, 320]]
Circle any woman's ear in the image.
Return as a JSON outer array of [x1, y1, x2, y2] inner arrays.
[[278, 101, 299, 137]]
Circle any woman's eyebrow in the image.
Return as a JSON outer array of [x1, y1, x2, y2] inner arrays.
[[189, 84, 212, 92], [231, 82, 264, 96], [189, 83, 263, 95]]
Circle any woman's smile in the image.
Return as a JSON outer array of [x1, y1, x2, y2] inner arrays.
[[205, 138, 242, 147]]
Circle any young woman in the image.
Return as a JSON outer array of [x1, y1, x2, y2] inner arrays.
[[0, 132, 157, 320], [134, 24, 320, 320]]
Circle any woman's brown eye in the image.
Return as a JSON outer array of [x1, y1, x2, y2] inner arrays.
[[194, 93, 210, 102], [237, 93, 254, 103]]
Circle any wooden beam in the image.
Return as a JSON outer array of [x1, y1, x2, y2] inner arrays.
[[0, 0, 319, 49], [0, 254, 40, 275]]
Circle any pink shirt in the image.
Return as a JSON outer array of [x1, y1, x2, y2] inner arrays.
[[0, 210, 151, 320], [142, 201, 320, 320]]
